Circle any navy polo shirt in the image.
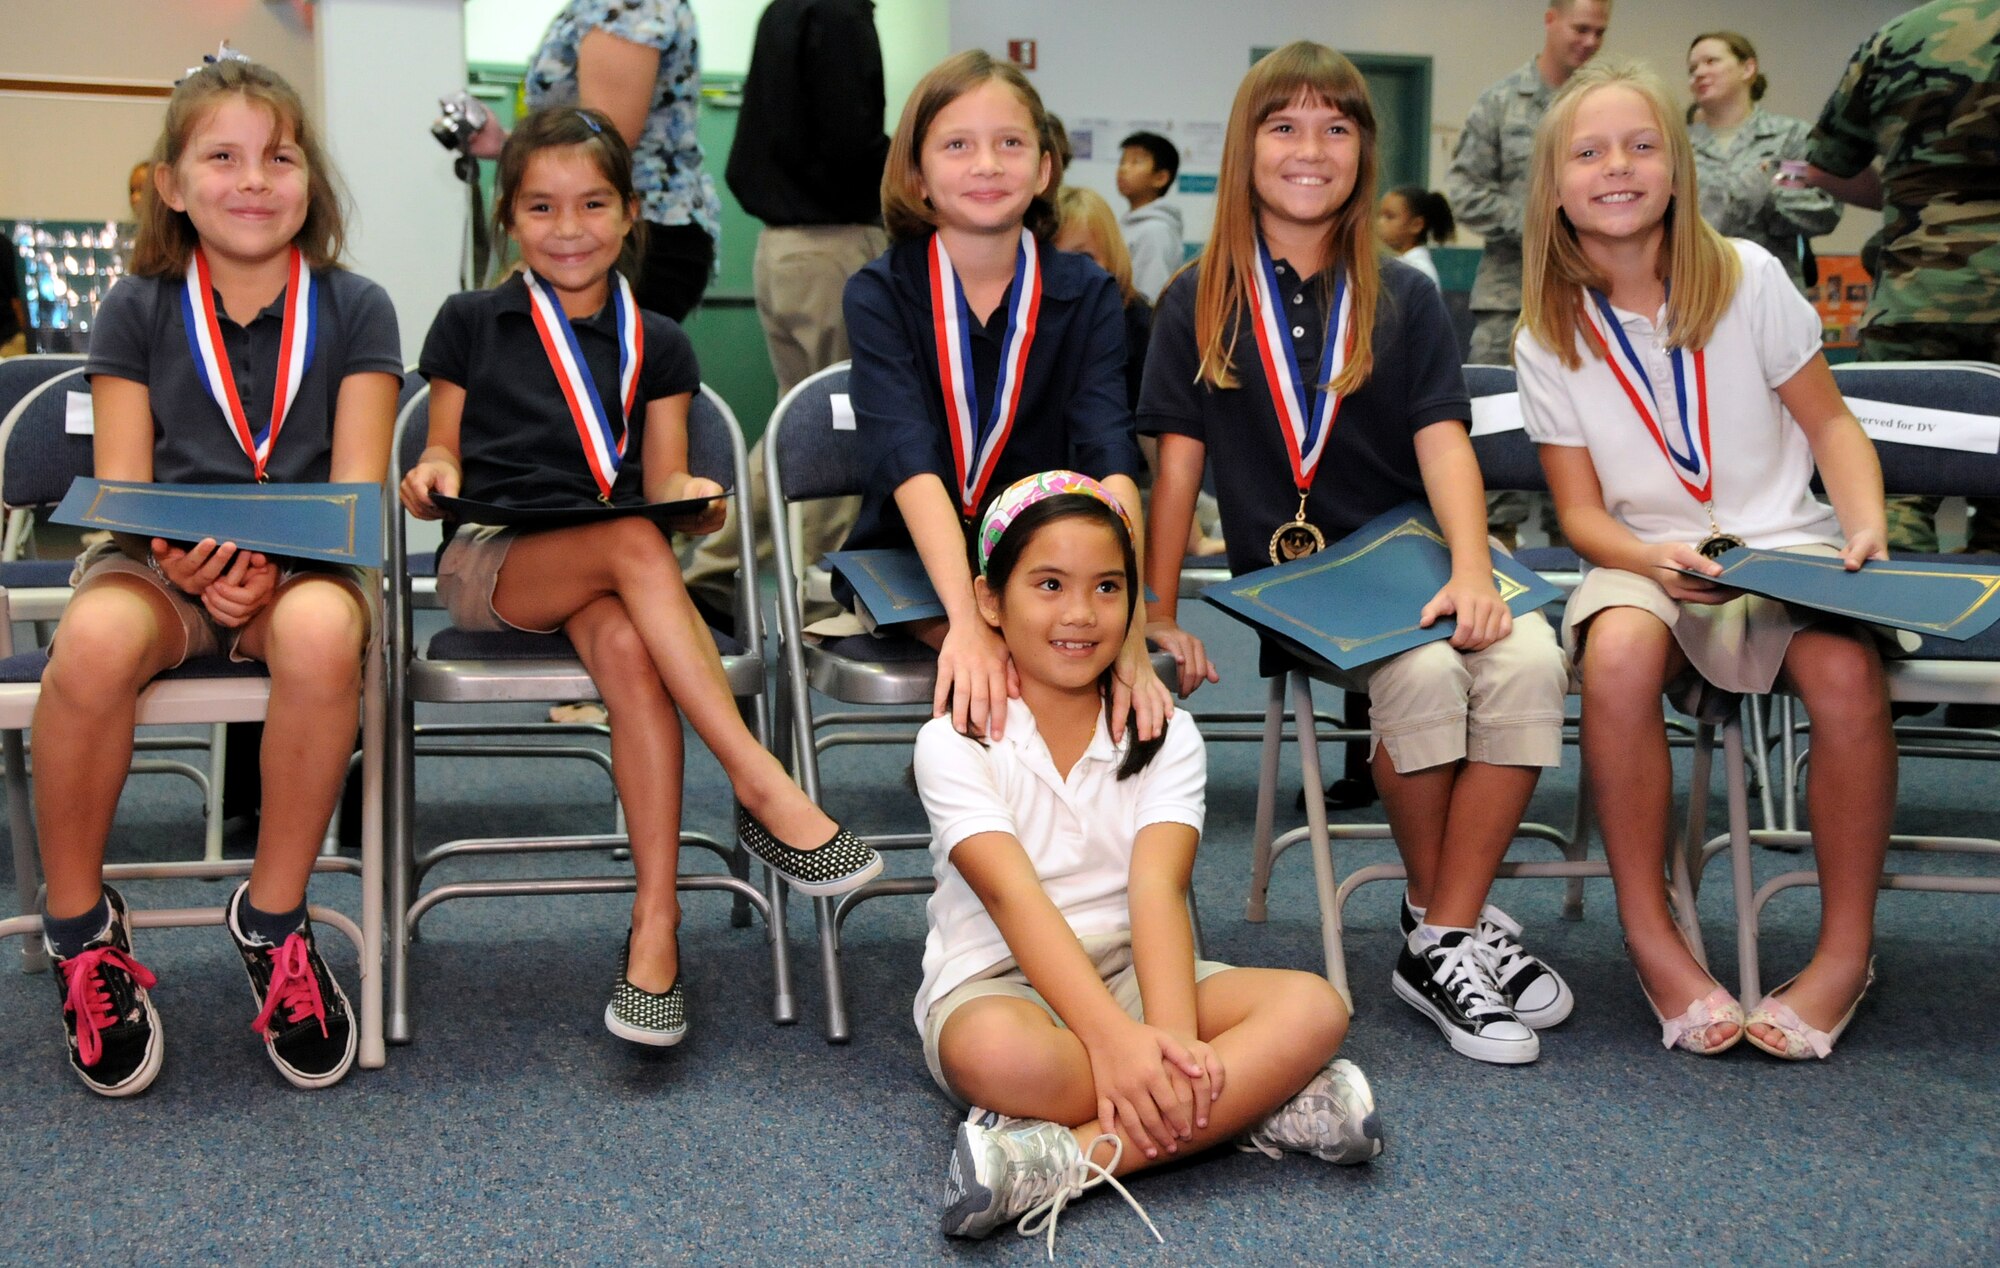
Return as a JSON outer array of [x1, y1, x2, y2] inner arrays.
[[839, 236, 1144, 566], [420, 273, 700, 509], [87, 268, 403, 484], [1139, 256, 1470, 581]]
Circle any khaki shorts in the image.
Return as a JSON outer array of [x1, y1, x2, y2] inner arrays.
[[69, 538, 372, 668], [920, 930, 1236, 1105], [1323, 609, 1569, 774], [435, 523, 561, 634]]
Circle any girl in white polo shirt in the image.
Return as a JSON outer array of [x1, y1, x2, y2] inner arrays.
[[915, 471, 1380, 1252], [1513, 62, 1894, 1061]]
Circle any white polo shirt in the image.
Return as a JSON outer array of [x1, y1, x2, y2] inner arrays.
[[1514, 238, 1843, 550], [910, 699, 1207, 1032]]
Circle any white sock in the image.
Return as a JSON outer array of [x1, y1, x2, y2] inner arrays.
[[1404, 895, 1427, 923], [1412, 921, 1472, 950]]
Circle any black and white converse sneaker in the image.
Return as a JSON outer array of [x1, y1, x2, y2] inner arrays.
[[735, 805, 883, 898], [1401, 898, 1573, 1029], [48, 886, 163, 1097], [605, 934, 687, 1047], [1392, 928, 1539, 1064], [224, 883, 356, 1090]]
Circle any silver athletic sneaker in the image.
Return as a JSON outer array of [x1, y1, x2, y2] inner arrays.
[[1239, 1057, 1384, 1164], [941, 1118, 1161, 1255]]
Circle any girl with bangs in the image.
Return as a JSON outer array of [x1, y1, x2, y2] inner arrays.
[[1514, 62, 1892, 1059], [1141, 42, 1571, 1066]]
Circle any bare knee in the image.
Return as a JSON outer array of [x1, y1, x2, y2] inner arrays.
[[1578, 610, 1671, 701], [606, 518, 681, 583], [44, 592, 174, 704], [261, 582, 365, 689], [1791, 631, 1887, 726], [938, 1003, 1074, 1109], [573, 606, 657, 693], [1280, 971, 1349, 1064]]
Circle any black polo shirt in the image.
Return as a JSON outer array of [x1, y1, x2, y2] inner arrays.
[[87, 268, 403, 483], [1138, 256, 1470, 581], [420, 273, 699, 509], [840, 237, 1143, 565]]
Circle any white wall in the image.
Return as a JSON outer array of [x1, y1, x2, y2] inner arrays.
[[950, 0, 1908, 252]]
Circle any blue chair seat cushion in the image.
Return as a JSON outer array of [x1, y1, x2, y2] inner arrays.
[[1516, 545, 1581, 574], [0, 650, 267, 684], [426, 623, 745, 661], [813, 633, 937, 664], [0, 559, 78, 587]]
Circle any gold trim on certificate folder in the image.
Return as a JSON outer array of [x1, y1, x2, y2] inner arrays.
[[80, 486, 364, 561], [1235, 516, 1526, 654], [854, 554, 933, 614], [1709, 552, 2000, 635]]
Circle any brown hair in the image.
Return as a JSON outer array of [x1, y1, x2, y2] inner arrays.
[[492, 106, 646, 282], [1688, 31, 1769, 103], [1193, 41, 1380, 394], [130, 57, 346, 277], [880, 50, 1057, 243], [1054, 185, 1136, 302], [1519, 60, 1741, 370]]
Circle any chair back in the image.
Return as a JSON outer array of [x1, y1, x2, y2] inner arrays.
[[395, 377, 433, 478], [1461, 363, 1548, 494], [0, 367, 94, 509], [1832, 361, 2000, 499], [764, 362, 867, 505], [0, 354, 87, 424]]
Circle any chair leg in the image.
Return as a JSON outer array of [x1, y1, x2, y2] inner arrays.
[[202, 722, 227, 864], [386, 691, 415, 1046], [1723, 715, 1762, 1004], [356, 659, 386, 1070], [1683, 720, 1716, 905], [1245, 673, 1286, 923], [1745, 694, 1777, 830], [1291, 671, 1352, 1010], [816, 894, 849, 1043], [1779, 696, 1801, 832], [764, 865, 797, 1025], [6, 731, 49, 975], [1186, 891, 1206, 961], [1563, 739, 1593, 921], [1671, 724, 1713, 972]]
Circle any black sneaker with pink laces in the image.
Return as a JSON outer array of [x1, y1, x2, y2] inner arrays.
[[224, 882, 356, 1089], [47, 885, 163, 1097]]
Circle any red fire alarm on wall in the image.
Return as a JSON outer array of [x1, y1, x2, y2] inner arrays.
[[1007, 39, 1037, 70]]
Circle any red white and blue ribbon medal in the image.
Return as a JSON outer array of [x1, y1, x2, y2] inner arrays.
[[929, 227, 1042, 520], [1582, 291, 1738, 559], [1248, 237, 1353, 562], [181, 245, 316, 482], [523, 268, 643, 502]]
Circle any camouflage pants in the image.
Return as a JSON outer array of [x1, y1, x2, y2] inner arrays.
[[1470, 310, 1559, 542], [1859, 324, 2000, 553]]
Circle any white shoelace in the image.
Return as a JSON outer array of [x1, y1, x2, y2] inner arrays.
[[1014, 1133, 1162, 1260], [1474, 907, 1534, 987], [1433, 936, 1512, 1021]]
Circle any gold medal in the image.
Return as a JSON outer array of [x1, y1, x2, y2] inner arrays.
[[1269, 491, 1325, 564], [1696, 503, 1743, 560]]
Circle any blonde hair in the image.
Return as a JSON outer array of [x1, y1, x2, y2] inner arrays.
[[1519, 60, 1739, 370], [1193, 42, 1380, 393], [880, 50, 1056, 243], [1053, 186, 1136, 303], [131, 57, 346, 277]]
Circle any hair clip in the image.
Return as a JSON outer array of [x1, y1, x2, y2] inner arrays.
[[577, 110, 603, 135], [179, 41, 252, 84]]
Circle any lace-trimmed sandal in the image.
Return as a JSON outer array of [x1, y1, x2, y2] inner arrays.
[[1744, 960, 1876, 1060]]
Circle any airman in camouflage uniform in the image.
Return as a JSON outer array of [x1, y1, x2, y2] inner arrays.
[[1808, 0, 2000, 552], [1690, 108, 1842, 294], [1447, 1, 1612, 542]]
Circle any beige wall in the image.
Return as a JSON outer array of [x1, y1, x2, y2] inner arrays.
[[0, 0, 318, 222]]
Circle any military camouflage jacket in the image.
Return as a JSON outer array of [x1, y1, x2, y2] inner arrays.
[[1808, 0, 2000, 327], [1691, 108, 1842, 292], [1446, 58, 1553, 314]]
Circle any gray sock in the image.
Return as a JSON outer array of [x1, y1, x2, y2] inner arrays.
[[238, 896, 308, 946], [42, 895, 112, 959]]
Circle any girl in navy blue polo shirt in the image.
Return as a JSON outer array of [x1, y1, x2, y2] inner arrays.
[[1139, 43, 1570, 1066], [402, 107, 880, 1048], [36, 56, 402, 1096], [839, 50, 1173, 746]]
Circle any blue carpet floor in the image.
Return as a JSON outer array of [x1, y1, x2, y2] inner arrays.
[[2, 603, 1996, 1264]]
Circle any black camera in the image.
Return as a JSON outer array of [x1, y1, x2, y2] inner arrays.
[[430, 92, 491, 154]]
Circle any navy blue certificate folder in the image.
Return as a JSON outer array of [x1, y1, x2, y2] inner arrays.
[[51, 479, 383, 568], [432, 493, 724, 534], [824, 548, 945, 626], [1676, 548, 2000, 641], [1200, 502, 1563, 670]]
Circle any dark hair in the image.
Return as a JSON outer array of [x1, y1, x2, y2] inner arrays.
[[1689, 31, 1768, 102], [1043, 112, 1074, 187], [982, 493, 1165, 780], [882, 50, 1058, 243], [131, 57, 347, 276], [493, 106, 646, 281], [1119, 130, 1181, 183], [1388, 185, 1455, 245]]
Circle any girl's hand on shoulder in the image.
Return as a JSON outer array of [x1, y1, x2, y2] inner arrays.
[[1421, 574, 1513, 651], [667, 476, 728, 535], [200, 551, 278, 628], [1085, 1021, 1207, 1159], [1144, 618, 1220, 697], [153, 537, 235, 596], [1110, 643, 1175, 744], [1649, 542, 1735, 604], [936, 619, 1015, 740], [1841, 525, 1889, 571], [399, 460, 459, 520]]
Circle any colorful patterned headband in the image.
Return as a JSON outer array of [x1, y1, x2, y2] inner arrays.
[[977, 470, 1133, 575]]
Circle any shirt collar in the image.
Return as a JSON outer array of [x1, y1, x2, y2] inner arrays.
[[995, 696, 1122, 767], [495, 269, 625, 335]]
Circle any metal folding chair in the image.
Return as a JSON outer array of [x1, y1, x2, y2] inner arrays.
[[384, 383, 794, 1044]]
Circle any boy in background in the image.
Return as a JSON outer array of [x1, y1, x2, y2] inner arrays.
[[1116, 131, 1183, 302]]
